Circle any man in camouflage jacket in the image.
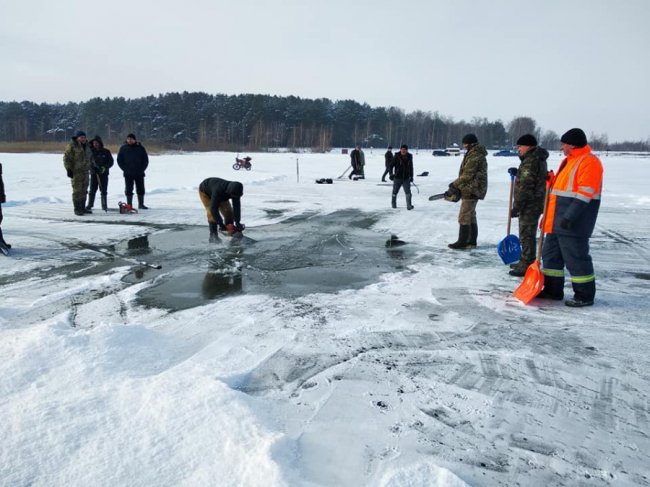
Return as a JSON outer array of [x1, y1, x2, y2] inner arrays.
[[509, 134, 548, 276], [63, 130, 93, 216], [448, 133, 488, 249]]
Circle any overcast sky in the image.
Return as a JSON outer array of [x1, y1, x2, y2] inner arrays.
[[1, 0, 648, 142]]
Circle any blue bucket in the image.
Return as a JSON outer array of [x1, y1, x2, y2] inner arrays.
[[497, 234, 521, 264]]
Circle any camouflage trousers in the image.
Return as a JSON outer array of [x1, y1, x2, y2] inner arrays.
[[518, 210, 541, 266], [457, 199, 478, 225], [70, 170, 90, 203]]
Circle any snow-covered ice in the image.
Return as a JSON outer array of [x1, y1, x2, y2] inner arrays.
[[1, 149, 649, 486]]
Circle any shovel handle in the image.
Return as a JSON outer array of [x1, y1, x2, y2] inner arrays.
[[535, 170, 555, 261], [506, 172, 515, 234]]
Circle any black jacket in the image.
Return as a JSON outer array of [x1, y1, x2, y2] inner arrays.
[[199, 178, 243, 224], [0, 163, 5, 204], [117, 141, 149, 177], [390, 152, 414, 180], [90, 136, 114, 175], [384, 150, 393, 168]]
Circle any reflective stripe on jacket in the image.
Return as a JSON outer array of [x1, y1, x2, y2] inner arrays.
[[543, 145, 603, 237]]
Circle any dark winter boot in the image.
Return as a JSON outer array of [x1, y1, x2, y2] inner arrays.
[[137, 194, 149, 210], [566, 280, 595, 307], [0, 228, 10, 249], [406, 194, 414, 210], [537, 275, 564, 300], [468, 223, 478, 248], [101, 194, 108, 212], [448, 225, 471, 249], [74, 200, 85, 216], [126, 194, 133, 207], [508, 262, 528, 277], [391, 195, 397, 209], [86, 193, 95, 211], [209, 222, 220, 243]]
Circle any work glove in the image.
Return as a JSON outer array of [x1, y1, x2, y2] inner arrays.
[[508, 167, 518, 177], [511, 207, 519, 218], [66, 169, 73, 178], [560, 218, 572, 230], [234, 222, 245, 232], [218, 223, 227, 231]]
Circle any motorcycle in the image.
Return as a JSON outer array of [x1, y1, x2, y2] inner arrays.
[[233, 156, 252, 171]]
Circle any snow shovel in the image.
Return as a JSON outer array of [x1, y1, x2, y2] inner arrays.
[[513, 171, 554, 304], [497, 172, 521, 264]]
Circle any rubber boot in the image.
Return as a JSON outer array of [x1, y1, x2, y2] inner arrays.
[[566, 280, 595, 307], [101, 194, 108, 212], [391, 195, 397, 209], [537, 275, 564, 300], [406, 194, 414, 210], [0, 227, 11, 249], [209, 222, 220, 243], [74, 200, 85, 216], [448, 225, 471, 249], [468, 223, 478, 248], [86, 192, 95, 211], [137, 194, 149, 210]]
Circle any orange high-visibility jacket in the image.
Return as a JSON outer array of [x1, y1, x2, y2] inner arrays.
[[544, 145, 603, 237]]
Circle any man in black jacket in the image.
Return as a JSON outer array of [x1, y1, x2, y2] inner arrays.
[[198, 178, 245, 242], [381, 146, 393, 182], [0, 162, 11, 253], [389, 144, 414, 210], [88, 136, 114, 212], [117, 133, 149, 209]]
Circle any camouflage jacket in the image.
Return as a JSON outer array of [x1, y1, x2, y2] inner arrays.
[[63, 139, 93, 173], [453, 143, 488, 200], [514, 146, 548, 215]]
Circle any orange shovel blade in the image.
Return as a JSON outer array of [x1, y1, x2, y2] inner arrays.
[[513, 260, 544, 304]]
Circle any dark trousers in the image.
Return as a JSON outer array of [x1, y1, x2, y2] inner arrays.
[[381, 167, 390, 181], [89, 172, 109, 198], [542, 233, 596, 301], [391, 178, 411, 196], [124, 175, 145, 196]]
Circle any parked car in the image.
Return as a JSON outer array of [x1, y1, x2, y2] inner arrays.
[[493, 149, 519, 157], [432, 149, 450, 156]]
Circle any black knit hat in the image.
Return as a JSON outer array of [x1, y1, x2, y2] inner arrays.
[[74, 130, 86, 138], [400, 144, 408, 150], [516, 134, 537, 146], [126, 133, 137, 140], [226, 181, 244, 197], [462, 133, 478, 144], [560, 128, 587, 148]]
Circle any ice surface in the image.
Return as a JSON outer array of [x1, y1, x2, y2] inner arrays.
[[1, 149, 649, 486]]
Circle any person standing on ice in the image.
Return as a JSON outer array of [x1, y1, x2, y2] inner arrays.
[[117, 133, 149, 210], [389, 144, 414, 210], [381, 145, 393, 182], [508, 134, 549, 276], [87, 136, 114, 212], [537, 128, 603, 307], [349, 144, 365, 179], [63, 130, 93, 216], [198, 177, 245, 242], [0, 162, 11, 253], [447, 133, 488, 249]]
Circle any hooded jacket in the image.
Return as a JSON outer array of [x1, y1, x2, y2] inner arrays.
[[63, 135, 93, 174], [543, 145, 603, 237], [90, 136, 114, 175], [199, 178, 243, 224], [454, 143, 488, 200]]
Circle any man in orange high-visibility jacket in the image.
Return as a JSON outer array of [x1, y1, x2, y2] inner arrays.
[[537, 128, 603, 307]]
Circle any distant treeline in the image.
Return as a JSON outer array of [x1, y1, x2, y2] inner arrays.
[[0, 92, 647, 151]]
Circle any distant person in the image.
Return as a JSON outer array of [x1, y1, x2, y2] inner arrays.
[[63, 130, 93, 216], [389, 144, 414, 210], [508, 134, 549, 276], [198, 177, 245, 242], [349, 144, 365, 179], [87, 136, 114, 212], [537, 128, 603, 307], [381, 146, 393, 182], [0, 162, 11, 253], [447, 133, 488, 249], [117, 133, 149, 209]]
